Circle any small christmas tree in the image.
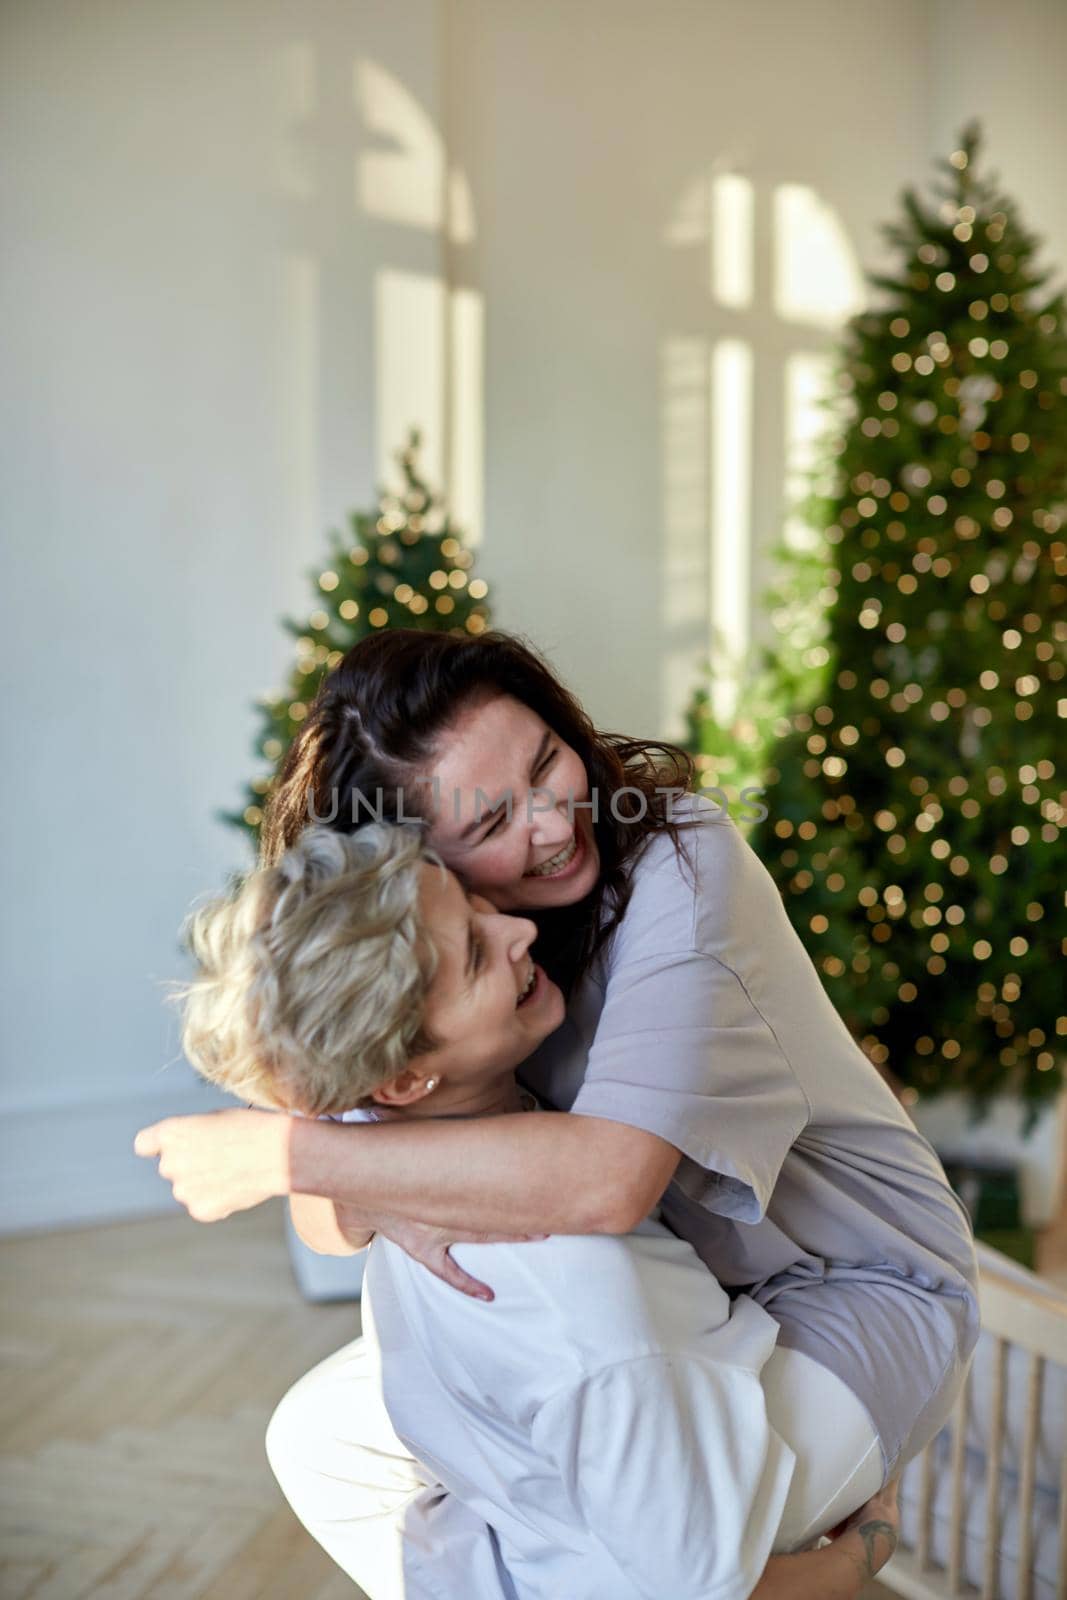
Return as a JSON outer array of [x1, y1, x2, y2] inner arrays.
[[744, 126, 1067, 1121], [223, 430, 492, 852]]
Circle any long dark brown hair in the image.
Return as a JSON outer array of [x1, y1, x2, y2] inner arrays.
[[261, 630, 697, 994]]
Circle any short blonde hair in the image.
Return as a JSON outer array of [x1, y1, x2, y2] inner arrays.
[[176, 823, 441, 1116]]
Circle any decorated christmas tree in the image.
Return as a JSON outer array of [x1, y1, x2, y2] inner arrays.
[[223, 430, 492, 852], [683, 517, 836, 822], [685, 378, 847, 822], [743, 127, 1067, 1120]]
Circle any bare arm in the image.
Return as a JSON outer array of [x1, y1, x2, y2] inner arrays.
[[754, 1484, 899, 1599], [287, 1194, 373, 1255], [286, 1110, 681, 1236], [755, 1535, 890, 1599], [134, 1104, 679, 1235]]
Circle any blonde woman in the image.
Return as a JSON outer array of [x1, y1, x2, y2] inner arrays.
[[140, 628, 977, 1592], [146, 822, 899, 1600]]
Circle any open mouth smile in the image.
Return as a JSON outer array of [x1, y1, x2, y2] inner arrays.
[[516, 963, 540, 1007], [524, 833, 580, 879]]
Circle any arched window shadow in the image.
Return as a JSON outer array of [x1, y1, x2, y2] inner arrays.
[[273, 42, 484, 548], [660, 167, 864, 733]]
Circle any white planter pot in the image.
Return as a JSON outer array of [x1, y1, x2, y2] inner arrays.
[[910, 1090, 1067, 1228]]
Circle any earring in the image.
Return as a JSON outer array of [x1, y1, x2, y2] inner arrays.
[[424, 1078, 439, 1094]]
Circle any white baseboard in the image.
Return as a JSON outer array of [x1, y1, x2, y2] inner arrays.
[[0, 1082, 235, 1234]]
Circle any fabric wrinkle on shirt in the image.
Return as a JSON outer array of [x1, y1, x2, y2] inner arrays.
[[520, 793, 981, 1477], [365, 1218, 799, 1600]]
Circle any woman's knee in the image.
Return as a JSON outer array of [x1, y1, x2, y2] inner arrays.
[[266, 1374, 331, 1503], [265, 1338, 426, 1512], [265, 1339, 367, 1491]]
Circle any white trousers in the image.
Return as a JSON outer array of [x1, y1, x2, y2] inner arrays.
[[267, 1332, 883, 1600]]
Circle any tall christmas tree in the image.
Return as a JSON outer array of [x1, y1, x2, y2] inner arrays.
[[683, 515, 837, 824], [223, 430, 492, 852], [746, 127, 1067, 1120]]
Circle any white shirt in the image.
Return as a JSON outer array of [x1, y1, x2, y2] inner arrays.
[[363, 1216, 797, 1600]]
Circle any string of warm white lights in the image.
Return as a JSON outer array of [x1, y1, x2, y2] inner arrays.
[[732, 128, 1066, 1116]]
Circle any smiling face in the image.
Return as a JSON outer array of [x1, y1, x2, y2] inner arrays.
[[419, 693, 602, 911], [372, 861, 567, 1114]]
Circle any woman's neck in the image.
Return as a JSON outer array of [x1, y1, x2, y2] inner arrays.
[[376, 1074, 528, 1123]]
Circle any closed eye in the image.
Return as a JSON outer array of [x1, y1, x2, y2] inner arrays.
[[477, 746, 557, 842]]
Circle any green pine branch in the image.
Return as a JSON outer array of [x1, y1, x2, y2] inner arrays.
[[685, 126, 1067, 1120], [218, 429, 493, 854]]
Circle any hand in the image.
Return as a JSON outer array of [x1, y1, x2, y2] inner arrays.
[[133, 1109, 290, 1221], [373, 1216, 549, 1302], [831, 1477, 900, 1582]]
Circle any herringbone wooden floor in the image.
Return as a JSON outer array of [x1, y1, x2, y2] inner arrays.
[[0, 1202, 361, 1600], [0, 1203, 905, 1599]]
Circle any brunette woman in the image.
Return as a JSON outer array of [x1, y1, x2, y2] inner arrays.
[[138, 629, 978, 1593]]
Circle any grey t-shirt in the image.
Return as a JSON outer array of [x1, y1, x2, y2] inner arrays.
[[522, 795, 980, 1475]]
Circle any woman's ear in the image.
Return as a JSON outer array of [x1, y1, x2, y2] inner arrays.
[[371, 1068, 439, 1108]]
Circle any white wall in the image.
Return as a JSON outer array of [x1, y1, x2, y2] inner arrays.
[[1, 0, 1061, 1229], [0, 0, 443, 1227], [928, 0, 1067, 292], [446, 0, 931, 734]]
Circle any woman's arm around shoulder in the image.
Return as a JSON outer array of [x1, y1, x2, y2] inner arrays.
[[289, 1109, 681, 1237], [135, 1105, 681, 1242]]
